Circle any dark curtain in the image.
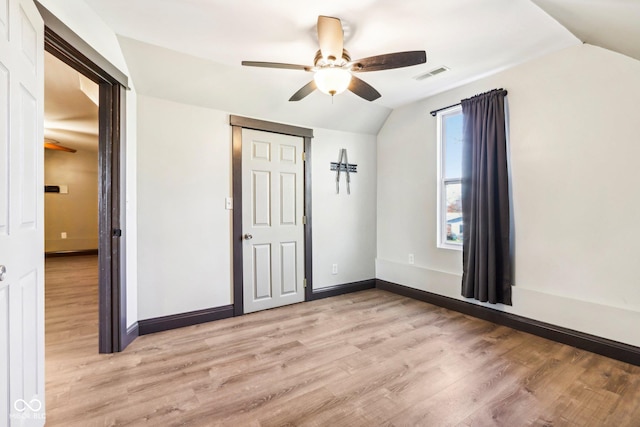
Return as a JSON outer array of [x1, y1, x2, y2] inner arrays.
[[461, 89, 512, 305]]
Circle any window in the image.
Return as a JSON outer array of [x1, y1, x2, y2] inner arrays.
[[437, 106, 463, 249]]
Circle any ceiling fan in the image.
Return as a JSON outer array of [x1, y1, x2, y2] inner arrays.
[[242, 15, 427, 102], [44, 138, 76, 153]]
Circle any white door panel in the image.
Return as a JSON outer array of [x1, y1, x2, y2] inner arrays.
[[252, 243, 272, 300], [0, 0, 7, 37], [0, 0, 45, 425], [0, 63, 8, 235], [280, 241, 297, 295], [252, 170, 271, 227], [280, 172, 296, 225], [242, 129, 304, 313]]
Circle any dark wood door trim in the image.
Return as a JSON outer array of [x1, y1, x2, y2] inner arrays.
[[231, 125, 243, 316], [42, 19, 129, 352], [230, 115, 314, 138], [303, 136, 314, 302], [230, 116, 313, 316]]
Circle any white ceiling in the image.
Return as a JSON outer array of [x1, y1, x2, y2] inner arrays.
[[76, 0, 636, 134], [44, 51, 99, 152], [533, 0, 640, 62], [79, 0, 579, 134]]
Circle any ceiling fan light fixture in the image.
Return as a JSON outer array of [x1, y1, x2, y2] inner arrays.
[[313, 67, 352, 97], [242, 15, 426, 102]]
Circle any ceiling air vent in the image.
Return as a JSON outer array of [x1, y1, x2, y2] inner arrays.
[[414, 66, 449, 81]]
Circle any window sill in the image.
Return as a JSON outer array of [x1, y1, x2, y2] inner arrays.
[[438, 242, 462, 251]]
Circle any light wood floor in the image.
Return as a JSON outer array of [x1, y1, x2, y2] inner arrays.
[[45, 256, 640, 426]]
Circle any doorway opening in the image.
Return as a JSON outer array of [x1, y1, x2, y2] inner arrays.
[[44, 51, 99, 256], [44, 50, 101, 363], [40, 6, 129, 353]]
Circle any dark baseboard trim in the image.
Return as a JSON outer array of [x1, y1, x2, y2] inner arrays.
[[136, 279, 372, 336], [308, 279, 376, 301], [121, 322, 139, 350], [376, 279, 640, 366], [138, 305, 234, 335], [45, 249, 99, 258]]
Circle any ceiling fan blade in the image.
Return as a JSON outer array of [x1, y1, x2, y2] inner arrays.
[[351, 51, 427, 72], [348, 76, 381, 102], [317, 16, 343, 62], [242, 61, 312, 71], [289, 80, 317, 101], [44, 141, 77, 153]]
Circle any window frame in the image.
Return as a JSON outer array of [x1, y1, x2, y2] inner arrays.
[[436, 105, 463, 251]]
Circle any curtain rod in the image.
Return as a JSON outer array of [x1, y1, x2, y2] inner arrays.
[[429, 88, 507, 117], [429, 103, 459, 117]]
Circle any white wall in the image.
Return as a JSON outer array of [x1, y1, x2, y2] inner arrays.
[[38, 0, 138, 327], [312, 129, 377, 288], [377, 44, 640, 347], [136, 96, 232, 319], [124, 91, 138, 327], [135, 95, 378, 319]]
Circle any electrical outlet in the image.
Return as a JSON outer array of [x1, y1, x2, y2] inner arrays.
[[61, 232, 67, 239], [332, 264, 338, 275], [408, 254, 414, 264]]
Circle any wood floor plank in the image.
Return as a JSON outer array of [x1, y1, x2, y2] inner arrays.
[[44, 256, 640, 426]]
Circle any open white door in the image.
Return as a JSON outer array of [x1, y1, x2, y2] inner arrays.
[[242, 129, 305, 314], [0, 0, 45, 425]]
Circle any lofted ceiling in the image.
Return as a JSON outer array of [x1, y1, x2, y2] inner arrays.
[[532, 0, 640, 62], [79, 0, 636, 134]]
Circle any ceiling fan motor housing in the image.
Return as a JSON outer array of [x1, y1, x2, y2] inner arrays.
[[314, 49, 351, 68]]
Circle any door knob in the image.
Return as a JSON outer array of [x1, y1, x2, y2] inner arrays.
[[243, 234, 253, 240], [0, 265, 6, 281]]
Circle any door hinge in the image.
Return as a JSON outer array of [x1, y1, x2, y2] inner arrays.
[[302, 215, 307, 225], [302, 152, 307, 162], [113, 229, 122, 237], [304, 278, 307, 288]]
